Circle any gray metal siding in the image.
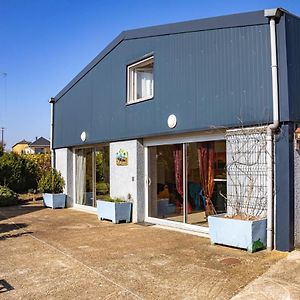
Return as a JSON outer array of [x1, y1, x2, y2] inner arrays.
[[54, 24, 273, 148], [285, 14, 300, 122]]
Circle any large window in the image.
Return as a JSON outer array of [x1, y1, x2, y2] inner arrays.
[[127, 56, 154, 104], [75, 146, 110, 208], [148, 141, 226, 227]]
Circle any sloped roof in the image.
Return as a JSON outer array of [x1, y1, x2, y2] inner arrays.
[[54, 9, 276, 102], [12, 139, 31, 148], [30, 137, 50, 147]]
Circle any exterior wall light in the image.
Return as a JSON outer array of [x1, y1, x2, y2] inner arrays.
[[80, 131, 87, 142], [167, 114, 177, 128]]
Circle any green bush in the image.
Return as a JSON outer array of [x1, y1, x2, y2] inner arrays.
[[100, 197, 125, 203], [0, 152, 39, 193], [96, 182, 109, 195], [0, 185, 18, 206], [38, 168, 65, 194]]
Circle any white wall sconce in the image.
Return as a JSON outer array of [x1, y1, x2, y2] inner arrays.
[[167, 114, 177, 128], [80, 131, 87, 142]]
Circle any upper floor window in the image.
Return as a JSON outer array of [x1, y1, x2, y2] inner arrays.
[[127, 56, 154, 104]]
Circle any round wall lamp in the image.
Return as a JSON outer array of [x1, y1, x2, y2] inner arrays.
[[80, 131, 87, 142], [167, 114, 177, 128]]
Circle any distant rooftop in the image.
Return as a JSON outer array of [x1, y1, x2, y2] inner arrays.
[[30, 137, 50, 147], [12, 139, 31, 148]]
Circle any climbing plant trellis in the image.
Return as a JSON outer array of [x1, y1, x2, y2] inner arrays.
[[225, 126, 270, 219]]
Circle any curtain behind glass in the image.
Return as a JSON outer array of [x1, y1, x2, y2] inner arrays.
[[197, 142, 216, 216], [173, 146, 183, 197], [76, 149, 86, 205], [137, 70, 153, 99]]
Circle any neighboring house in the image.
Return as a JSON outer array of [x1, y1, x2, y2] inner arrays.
[[27, 137, 50, 154], [11, 139, 31, 154], [51, 8, 300, 251]]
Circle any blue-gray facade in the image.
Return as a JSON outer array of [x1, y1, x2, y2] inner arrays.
[[53, 10, 276, 149], [53, 9, 300, 251]]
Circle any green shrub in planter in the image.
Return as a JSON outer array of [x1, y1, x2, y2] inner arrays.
[[38, 168, 65, 194], [0, 185, 18, 207]]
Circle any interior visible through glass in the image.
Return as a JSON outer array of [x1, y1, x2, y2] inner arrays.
[[75, 146, 110, 208], [148, 141, 226, 227], [148, 144, 184, 222], [95, 146, 110, 200]]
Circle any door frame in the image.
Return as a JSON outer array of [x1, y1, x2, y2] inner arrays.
[[144, 131, 225, 234], [72, 144, 109, 212]]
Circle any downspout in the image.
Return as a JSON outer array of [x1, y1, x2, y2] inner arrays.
[[49, 97, 56, 169], [264, 8, 282, 251]]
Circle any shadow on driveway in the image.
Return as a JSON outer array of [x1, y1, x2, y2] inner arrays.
[[0, 201, 45, 221]]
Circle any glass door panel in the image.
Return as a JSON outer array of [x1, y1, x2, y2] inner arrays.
[[186, 142, 207, 226], [186, 141, 227, 226], [95, 146, 110, 200], [148, 144, 184, 223], [75, 148, 94, 207]]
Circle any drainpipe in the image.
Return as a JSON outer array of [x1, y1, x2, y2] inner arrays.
[[49, 97, 56, 169], [264, 8, 282, 251]]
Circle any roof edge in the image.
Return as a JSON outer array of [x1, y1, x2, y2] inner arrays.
[[53, 9, 287, 102]]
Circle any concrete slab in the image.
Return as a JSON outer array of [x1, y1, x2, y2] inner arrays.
[[0, 201, 286, 299], [232, 250, 300, 300]]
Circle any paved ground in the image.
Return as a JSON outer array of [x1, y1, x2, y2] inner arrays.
[[232, 250, 300, 300], [0, 201, 286, 299]]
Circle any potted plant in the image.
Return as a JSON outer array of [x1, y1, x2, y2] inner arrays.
[[97, 198, 132, 224], [38, 168, 66, 209], [208, 127, 268, 253]]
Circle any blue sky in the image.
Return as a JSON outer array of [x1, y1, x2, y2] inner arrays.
[[1, 0, 300, 149]]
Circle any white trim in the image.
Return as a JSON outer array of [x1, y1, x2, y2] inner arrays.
[[72, 204, 97, 214], [144, 146, 149, 219], [143, 131, 226, 235], [127, 56, 154, 104], [144, 130, 225, 147], [153, 225, 209, 238], [128, 55, 154, 69], [145, 217, 210, 235], [72, 149, 76, 207]]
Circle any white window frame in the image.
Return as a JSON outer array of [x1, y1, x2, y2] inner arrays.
[[144, 131, 226, 235], [127, 56, 154, 104]]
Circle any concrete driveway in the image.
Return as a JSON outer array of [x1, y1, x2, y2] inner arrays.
[[0, 201, 285, 299]]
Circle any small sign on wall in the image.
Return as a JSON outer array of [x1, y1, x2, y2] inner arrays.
[[116, 149, 128, 166]]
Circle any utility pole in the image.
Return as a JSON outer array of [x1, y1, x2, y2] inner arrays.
[[1, 73, 7, 149], [1, 127, 4, 148]]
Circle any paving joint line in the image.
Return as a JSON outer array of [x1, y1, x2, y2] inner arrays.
[[0, 210, 144, 300]]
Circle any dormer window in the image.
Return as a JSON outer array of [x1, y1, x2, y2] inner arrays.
[[127, 56, 154, 104]]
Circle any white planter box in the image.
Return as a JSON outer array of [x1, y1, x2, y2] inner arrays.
[[43, 193, 66, 209], [208, 213, 267, 252], [97, 200, 132, 224]]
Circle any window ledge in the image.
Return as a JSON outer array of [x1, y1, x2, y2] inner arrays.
[[126, 96, 154, 106]]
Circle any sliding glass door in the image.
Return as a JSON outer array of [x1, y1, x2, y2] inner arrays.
[[148, 144, 184, 222], [75, 146, 109, 208], [148, 141, 226, 227]]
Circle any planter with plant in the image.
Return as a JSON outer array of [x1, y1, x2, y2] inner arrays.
[[208, 127, 268, 253], [97, 198, 132, 224], [38, 168, 66, 209]]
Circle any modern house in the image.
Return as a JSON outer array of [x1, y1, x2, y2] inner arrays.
[[28, 137, 50, 154], [11, 139, 31, 154], [51, 8, 300, 251]]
